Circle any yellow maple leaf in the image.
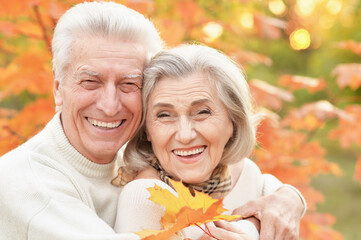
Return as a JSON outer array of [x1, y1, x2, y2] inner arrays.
[[136, 179, 241, 240]]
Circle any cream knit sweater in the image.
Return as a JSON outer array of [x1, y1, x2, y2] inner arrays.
[[0, 112, 139, 240], [115, 159, 285, 240]]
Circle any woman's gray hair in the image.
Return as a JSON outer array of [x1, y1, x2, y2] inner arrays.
[[52, 1, 163, 84], [124, 44, 257, 173]]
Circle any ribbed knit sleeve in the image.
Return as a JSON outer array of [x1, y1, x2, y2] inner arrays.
[[114, 179, 174, 233]]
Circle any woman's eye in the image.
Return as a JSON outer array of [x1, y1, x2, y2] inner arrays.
[[157, 112, 170, 118], [198, 109, 211, 115], [193, 108, 211, 120]]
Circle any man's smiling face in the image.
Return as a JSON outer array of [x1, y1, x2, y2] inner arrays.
[[54, 36, 145, 164]]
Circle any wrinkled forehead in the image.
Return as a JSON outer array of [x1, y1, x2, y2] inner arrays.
[[150, 72, 218, 101], [68, 37, 145, 69]]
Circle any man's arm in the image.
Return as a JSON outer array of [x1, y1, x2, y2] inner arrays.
[[232, 180, 306, 240], [0, 151, 140, 240]]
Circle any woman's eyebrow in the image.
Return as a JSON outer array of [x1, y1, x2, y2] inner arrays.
[[191, 98, 210, 106], [152, 99, 210, 108], [153, 102, 174, 108]]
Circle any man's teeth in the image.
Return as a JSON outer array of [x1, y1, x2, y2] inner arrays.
[[173, 147, 205, 156], [87, 118, 122, 129]]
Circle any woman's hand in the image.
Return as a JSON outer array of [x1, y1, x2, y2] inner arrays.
[[198, 221, 255, 240], [232, 186, 303, 240]]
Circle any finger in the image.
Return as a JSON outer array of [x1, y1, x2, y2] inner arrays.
[[259, 217, 276, 240], [206, 225, 252, 240], [198, 234, 214, 240], [213, 220, 236, 231], [232, 199, 263, 219]]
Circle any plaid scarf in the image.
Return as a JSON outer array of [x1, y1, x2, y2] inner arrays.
[[151, 158, 232, 195]]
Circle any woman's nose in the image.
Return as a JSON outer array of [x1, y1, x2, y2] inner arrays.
[[175, 116, 196, 144]]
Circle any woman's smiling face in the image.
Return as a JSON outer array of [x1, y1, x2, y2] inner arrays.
[[145, 72, 234, 184]]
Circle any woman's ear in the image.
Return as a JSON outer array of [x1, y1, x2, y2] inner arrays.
[[146, 132, 151, 142], [144, 128, 151, 142]]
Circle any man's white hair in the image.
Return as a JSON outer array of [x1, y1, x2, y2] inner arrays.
[[52, 1, 163, 84]]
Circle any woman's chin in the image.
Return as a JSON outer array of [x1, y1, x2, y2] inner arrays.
[[179, 175, 209, 185]]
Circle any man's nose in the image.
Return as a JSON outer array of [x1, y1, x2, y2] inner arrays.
[[97, 85, 121, 116], [175, 116, 196, 144]]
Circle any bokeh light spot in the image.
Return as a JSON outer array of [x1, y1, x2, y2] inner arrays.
[[327, 0, 342, 15], [296, 0, 316, 16], [269, 0, 287, 16], [240, 12, 254, 29], [202, 22, 223, 43], [290, 28, 311, 50]]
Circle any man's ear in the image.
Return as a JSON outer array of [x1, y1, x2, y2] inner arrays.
[[53, 79, 63, 107]]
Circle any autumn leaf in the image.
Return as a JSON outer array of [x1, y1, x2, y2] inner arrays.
[[279, 74, 327, 93], [46, 1, 71, 20], [281, 101, 351, 131], [0, 0, 34, 17], [328, 105, 361, 148], [335, 40, 361, 56], [7, 98, 54, 140], [153, 19, 186, 46], [0, 21, 16, 37], [300, 212, 345, 240], [253, 14, 286, 39], [0, 107, 18, 118], [124, 0, 155, 15], [15, 21, 44, 39], [255, 109, 342, 213], [332, 63, 361, 90], [136, 179, 240, 240], [0, 115, 22, 155], [0, 51, 53, 100], [175, 0, 206, 29], [249, 79, 294, 110], [230, 50, 272, 66]]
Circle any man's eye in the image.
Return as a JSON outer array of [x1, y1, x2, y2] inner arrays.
[[120, 82, 142, 93], [80, 80, 100, 90]]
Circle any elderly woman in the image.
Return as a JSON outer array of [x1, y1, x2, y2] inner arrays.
[[113, 44, 305, 239]]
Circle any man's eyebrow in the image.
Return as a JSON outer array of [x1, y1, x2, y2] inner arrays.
[[78, 71, 142, 79], [123, 74, 142, 79], [79, 70, 100, 76]]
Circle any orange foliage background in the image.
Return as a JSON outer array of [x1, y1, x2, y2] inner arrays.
[[1, 0, 360, 239]]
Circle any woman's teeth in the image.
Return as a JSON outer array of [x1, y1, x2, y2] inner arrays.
[[173, 147, 205, 156]]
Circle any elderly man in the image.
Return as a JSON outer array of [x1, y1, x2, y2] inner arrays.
[[0, 2, 305, 240]]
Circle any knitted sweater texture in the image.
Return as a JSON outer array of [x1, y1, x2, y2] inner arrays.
[[0, 112, 139, 240]]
